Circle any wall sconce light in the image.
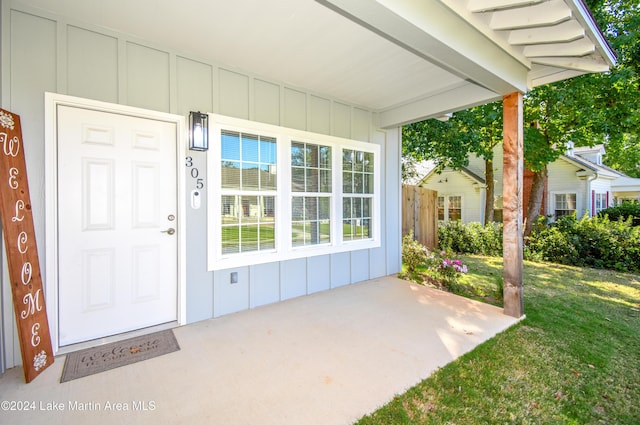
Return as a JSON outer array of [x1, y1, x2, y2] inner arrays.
[[189, 111, 208, 151]]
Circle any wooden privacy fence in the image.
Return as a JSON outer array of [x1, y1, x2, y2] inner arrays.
[[402, 185, 438, 249]]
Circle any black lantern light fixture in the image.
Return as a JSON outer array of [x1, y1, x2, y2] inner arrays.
[[189, 111, 208, 151]]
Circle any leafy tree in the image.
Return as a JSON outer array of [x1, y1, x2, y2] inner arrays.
[[522, 76, 609, 235], [521, 0, 640, 232], [404, 0, 640, 235], [403, 102, 503, 222], [586, 0, 640, 177]]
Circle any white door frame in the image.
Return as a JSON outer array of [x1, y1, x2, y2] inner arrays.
[[44, 92, 187, 353]]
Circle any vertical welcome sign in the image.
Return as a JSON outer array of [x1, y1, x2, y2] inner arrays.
[[0, 108, 53, 382]]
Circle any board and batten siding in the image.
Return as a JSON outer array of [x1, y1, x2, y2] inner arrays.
[[0, 3, 402, 370]]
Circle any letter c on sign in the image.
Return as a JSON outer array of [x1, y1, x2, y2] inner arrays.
[[17, 231, 28, 254]]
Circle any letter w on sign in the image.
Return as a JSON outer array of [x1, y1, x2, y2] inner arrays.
[[0, 108, 54, 383]]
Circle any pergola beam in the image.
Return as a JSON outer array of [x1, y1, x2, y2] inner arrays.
[[490, 0, 572, 30], [508, 20, 585, 45], [502, 92, 524, 318]]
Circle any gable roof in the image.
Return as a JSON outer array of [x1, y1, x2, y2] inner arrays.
[[559, 152, 622, 179], [417, 165, 485, 187], [18, 0, 615, 128], [572, 144, 606, 156]]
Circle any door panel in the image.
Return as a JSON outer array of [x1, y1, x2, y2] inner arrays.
[[57, 106, 178, 346]]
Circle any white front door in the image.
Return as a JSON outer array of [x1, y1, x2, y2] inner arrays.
[[56, 105, 178, 346]]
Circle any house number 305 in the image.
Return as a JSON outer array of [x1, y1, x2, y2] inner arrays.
[[185, 156, 204, 189]]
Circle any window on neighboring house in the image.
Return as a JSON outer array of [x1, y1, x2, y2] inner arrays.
[[437, 195, 462, 222], [437, 196, 445, 221], [291, 141, 332, 246], [208, 114, 380, 270], [594, 193, 607, 214], [554, 193, 576, 219], [448, 195, 462, 221], [220, 131, 277, 254]]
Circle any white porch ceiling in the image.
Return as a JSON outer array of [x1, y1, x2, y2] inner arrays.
[[15, 0, 615, 127]]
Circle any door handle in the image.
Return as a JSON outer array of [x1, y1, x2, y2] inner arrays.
[[161, 228, 175, 235]]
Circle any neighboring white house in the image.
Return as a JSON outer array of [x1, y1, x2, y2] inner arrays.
[[0, 0, 615, 374], [416, 144, 640, 224]]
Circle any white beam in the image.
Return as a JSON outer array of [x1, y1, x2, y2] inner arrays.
[[508, 20, 585, 45], [531, 56, 609, 73], [523, 38, 595, 57], [490, 0, 572, 30], [468, 0, 543, 12], [529, 68, 585, 87], [376, 82, 500, 128]]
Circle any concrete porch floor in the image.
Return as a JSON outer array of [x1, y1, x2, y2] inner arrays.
[[0, 276, 520, 425]]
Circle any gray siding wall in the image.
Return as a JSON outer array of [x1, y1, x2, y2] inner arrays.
[[0, 3, 402, 370]]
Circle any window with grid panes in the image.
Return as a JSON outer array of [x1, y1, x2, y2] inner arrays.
[[437, 196, 445, 221], [448, 195, 462, 221], [291, 141, 332, 246], [208, 114, 380, 271], [220, 130, 277, 254], [342, 149, 374, 240], [554, 193, 576, 218], [594, 193, 607, 214]]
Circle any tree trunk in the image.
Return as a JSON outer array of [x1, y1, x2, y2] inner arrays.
[[524, 165, 548, 237], [484, 159, 494, 224]]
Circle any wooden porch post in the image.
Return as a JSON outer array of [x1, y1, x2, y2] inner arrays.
[[502, 92, 524, 318]]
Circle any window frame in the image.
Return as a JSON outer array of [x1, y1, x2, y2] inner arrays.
[[291, 140, 333, 247], [553, 192, 577, 219], [219, 130, 278, 255], [594, 192, 607, 214], [207, 114, 381, 271], [436, 194, 463, 222]]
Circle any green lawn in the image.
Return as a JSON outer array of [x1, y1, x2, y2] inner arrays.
[[357, 255, 640, 424]]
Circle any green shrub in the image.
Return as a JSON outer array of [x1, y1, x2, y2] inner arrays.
[[525, 213, 640, 272], [401, 231, 428, 281], [438, 221, 503, 256], [598, 202, 640, 225], [524, 221, 579, 264]]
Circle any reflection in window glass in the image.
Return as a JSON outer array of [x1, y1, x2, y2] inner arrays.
[[343, 197, 372, 240], [291, 141, 332, 247], [221, 130, 277, 255], [342, 148, 374, 240], [221, 131, 277, 191], [342, 149, 374, 195], [291, 141, 331, 193], [212, 116, 380, 269], [291, 197, 330, 246], [221, 195, 276, 254]]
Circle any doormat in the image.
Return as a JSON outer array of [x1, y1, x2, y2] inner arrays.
[[60, 329, 180, 383]]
